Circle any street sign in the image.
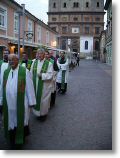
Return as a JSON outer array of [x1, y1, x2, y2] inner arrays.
[[26, 31, 33, 40]]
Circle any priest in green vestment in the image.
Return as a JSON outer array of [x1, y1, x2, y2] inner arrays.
[[0, 54, 36, 148], [30, 48, 53, 121]]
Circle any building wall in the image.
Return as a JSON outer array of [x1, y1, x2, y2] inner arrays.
[[48, 0, 104, 56], [0, 0, 57, 59], [105, 0, 112, 65], [49, 0, 104, 12]]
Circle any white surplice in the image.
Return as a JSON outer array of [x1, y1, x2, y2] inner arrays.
[[0, 65, 36, 130], [0, 62, 9, 105], [0, 62, 8, 85], [30, 59, 53, 117], [56, 58, 69, 83], [51, 71, 57, 93]]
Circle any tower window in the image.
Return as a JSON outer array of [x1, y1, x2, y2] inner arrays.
[[51, 27, 56, 32], [73, 17, 78, 21], [76, 2, 79, 7], [63, 3, 67, 8], [97, 2, 99, 7], [62, 26, 67, 34], [53, 2, 56, 8], [86, 2, 89, 8], [95, 17, 100, 21], [85, 17, 89, 21], [73, 2, 79, 8], [52, 17, 57, 21]]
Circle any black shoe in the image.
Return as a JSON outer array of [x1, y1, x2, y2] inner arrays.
[[39, 115, 47, 122]]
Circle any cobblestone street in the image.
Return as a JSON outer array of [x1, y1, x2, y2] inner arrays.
[[0, 60, 112, 150]]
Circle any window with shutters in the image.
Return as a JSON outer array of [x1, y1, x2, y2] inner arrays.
[[37, 26, 41, 43], [0, 6, 7, 29], [14, 13, 19, 32]]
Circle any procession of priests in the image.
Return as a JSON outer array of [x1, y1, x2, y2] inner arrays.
[[0, 47, 69, 149]]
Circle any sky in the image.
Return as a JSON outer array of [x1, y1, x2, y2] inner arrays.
[[15, 0, 49, 24], [15, 0, 107, 28]]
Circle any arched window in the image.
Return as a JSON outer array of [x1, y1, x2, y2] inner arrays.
[[76, 2, 79, 7], [85, 41, 88, 50], [73, 2, 79, 8], [53, 2, 56, 8], [97, 2, 99, 7], [63, 3, 67, 8], [86, 2, 89, 8]]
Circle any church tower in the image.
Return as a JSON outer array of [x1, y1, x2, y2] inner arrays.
[[48, 0, 105, 57]]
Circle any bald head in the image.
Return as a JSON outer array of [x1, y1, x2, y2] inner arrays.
[[8, 54, 19, 70]]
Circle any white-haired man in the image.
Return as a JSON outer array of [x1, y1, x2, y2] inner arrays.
[[30, 48, 53, 121], [0, 54, 36, 148]]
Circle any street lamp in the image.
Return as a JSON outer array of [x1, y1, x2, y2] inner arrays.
[[21, 4, 25, 52], [16, 4, 25, 58], [16, 10, 23, 58]]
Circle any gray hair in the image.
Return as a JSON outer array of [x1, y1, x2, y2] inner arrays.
[[37, 48, 45, 54]]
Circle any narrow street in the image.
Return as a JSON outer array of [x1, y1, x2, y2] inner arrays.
[[0, 60, 112, 150]]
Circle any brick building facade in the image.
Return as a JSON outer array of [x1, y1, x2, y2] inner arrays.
[[0, 0, 58, 59], [48, 0, 105, 58]]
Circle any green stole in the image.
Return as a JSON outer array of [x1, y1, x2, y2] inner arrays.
[[0, 60, 3, 84], [33, 60, 49, 111], [3, 66, 26, 145], [61, 70, 66, 90], [58, 58, 66, 90], [27, 60, 33, 70], [20, 60, 33, 70], [0, 60, 3, 72], [50, 58, 54, 64]]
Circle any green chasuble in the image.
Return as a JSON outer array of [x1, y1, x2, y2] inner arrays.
[[33, 60, 49, 111], [3, 66, 26, 145]]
